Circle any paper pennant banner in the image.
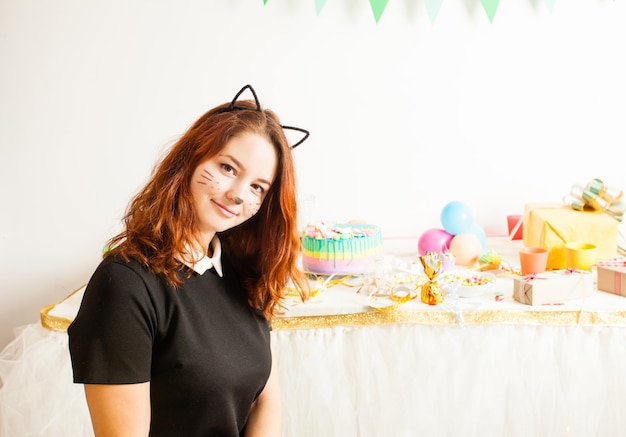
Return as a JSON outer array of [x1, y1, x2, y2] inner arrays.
[[480, 0, 501, 22], [369, 0, 389, 23], [424, 0, 444, 23], [264, 0, 547, 24], [314, 0, 327, 15]]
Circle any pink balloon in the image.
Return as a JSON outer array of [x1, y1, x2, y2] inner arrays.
[[449, 233, 482, 266], [418, 228, 453, 256]]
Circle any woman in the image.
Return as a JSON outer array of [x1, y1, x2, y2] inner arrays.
[[68, 85, 310, 437]]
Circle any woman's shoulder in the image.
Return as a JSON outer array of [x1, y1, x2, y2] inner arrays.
[[89, 254, 164, 294], [95, 253, 153, 277]]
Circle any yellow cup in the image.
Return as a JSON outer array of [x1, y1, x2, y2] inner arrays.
[[564, 243, 597, 271]]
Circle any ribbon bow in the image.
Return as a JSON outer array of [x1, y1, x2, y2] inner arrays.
[[523, 273, 547, 281], [562, 178, 624, 222], [596, 258, 626, 267], [551, 268, 591, 276]]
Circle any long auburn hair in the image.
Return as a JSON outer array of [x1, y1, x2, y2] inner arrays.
[[105, 99, 309, 320]]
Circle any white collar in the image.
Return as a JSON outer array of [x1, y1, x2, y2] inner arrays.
[[180, 235, 223, 277]]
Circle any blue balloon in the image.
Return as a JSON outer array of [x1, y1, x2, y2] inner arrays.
[[469, 222, 487, 248], [440, 201, 473, 235]]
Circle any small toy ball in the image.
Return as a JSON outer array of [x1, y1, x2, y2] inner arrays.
[[449, 233, 482, 266], [440, 201, 473, 235], [417, 228, 454, 256]]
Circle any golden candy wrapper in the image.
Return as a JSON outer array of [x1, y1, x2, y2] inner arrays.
[[420, 281, 444, 306], [419, 252, 444, 305]]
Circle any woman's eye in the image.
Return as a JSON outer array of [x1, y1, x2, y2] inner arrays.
[[251, 184, 265, 195], [221, 163, 236, 175]]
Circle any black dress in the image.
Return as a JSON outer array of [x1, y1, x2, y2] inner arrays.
[[68, 255, 271, 437]]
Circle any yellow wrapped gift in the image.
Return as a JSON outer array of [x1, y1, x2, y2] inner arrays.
[[522, 204, 619, 270]]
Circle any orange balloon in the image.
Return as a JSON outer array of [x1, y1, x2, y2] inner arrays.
[[449, 233, 482, 266]]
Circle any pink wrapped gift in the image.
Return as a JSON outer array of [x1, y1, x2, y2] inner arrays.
[[597, 260, 626, 297]]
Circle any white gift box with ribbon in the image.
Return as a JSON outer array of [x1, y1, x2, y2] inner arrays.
[[512, 271, 594, 306]]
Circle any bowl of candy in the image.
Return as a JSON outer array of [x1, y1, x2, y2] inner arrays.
[[440, 271, 496, 298]]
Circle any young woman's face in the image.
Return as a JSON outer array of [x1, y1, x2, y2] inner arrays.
[[191, 132, 278, 244]]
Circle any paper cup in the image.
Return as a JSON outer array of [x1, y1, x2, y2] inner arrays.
[[507, 215, 523, 240], [564, 243, 597, 271], [519, 247, 548, 275], [441, 255, 456, 272]]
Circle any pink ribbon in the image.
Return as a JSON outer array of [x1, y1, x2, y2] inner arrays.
[[596, 258, 626, 267], [554, 268, 590, 276], [615, 272, 622, 296], [523, 273, 547, 281], [596, 259, 626, 296]]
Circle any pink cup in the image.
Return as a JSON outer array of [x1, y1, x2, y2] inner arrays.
[[519, 247, 548, 275], [507, 215, 523, 240], [441, 255, 456, 272]]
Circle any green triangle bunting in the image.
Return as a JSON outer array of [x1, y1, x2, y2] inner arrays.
[[480, 0, 501, 23], [424, 0, 444, 23], [314, 0, 327, 15], [369, 0, 389, 23]]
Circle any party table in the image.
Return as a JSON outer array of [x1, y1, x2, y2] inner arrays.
[[271, 238, 626, 437], [2, 238, 626, 437]]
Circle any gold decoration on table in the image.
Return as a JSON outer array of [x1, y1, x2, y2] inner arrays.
[[271, 309, 626, 330], [419, 252, 444, 305], [39, 282, 626, 333], [40, 303, 74, 332], [40, 285, 86, 332]]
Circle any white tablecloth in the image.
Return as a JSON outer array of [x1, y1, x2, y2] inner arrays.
[[274, 323, 626, 437], [2, 238, 626, 436]]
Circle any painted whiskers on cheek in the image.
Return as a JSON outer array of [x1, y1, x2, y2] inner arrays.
[[198, 169, 219, 189], [245, 201, 262, 218]]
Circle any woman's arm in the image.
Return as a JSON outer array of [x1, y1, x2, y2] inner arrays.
[[244, 340, 282, 437], [84, 382, 151, 437]]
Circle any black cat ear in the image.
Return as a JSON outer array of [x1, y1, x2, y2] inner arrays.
[[228, 84, 262, 112], [281, 125, 310, 149], [217, 84, 309, 149]]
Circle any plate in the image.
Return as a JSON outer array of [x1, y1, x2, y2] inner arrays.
[[440, 272, 497, 298]]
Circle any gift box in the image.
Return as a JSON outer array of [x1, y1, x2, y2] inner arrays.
[[597, 264, 626, 297], [512, 271, 593, 306], [522, 204, 619, 270]]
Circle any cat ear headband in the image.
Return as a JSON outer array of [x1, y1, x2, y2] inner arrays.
[[214, 84, 310, 149]]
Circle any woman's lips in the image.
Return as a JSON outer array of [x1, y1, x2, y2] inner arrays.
[[212, 200, 237, 218]]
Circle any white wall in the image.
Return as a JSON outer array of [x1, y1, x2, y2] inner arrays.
[[1, 0, 625, 349]]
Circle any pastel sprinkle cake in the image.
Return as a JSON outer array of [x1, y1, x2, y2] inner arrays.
[[301, 222, 383, 275]]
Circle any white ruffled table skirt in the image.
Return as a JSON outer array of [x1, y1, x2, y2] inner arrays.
[[0, 324, 92, 437], [1, 321, 626, 436], [274, 322, 626, 437], [5, 237, 626, 435]]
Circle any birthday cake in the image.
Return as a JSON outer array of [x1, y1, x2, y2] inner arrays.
[[301, 223, 383, 275]]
